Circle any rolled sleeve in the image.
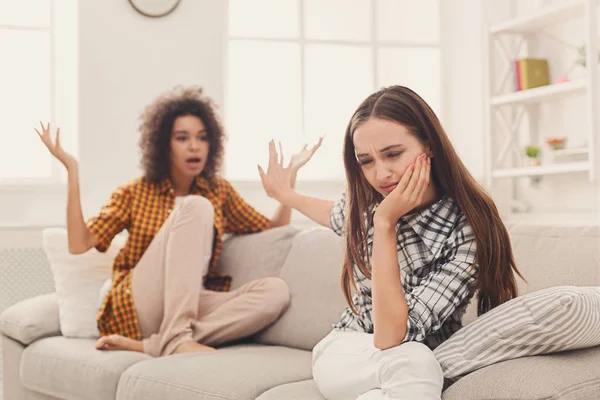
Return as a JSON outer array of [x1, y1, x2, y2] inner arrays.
[[86, 185, 131, 252], [329, 191, 347, 236], [403, 233, 478, 343], [222, 180, 269, 234]]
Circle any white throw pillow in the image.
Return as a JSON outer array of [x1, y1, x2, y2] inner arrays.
[[42, 228, 125, 338], [433, 286, 600, 382]]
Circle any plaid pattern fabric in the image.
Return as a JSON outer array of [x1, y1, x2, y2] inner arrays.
[[330, 191, 478, 349], [87, 175, 270, 340]]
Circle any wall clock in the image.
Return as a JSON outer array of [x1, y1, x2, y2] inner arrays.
[[128, 0, 181, 18]]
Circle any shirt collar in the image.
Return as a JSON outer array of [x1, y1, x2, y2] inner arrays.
[[400, 194, 456, 258], [192, 175, 211, 194], [158, 177, 173, 195], [158, 174, 211, 195]]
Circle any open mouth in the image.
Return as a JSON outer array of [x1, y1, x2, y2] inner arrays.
[[186, 157, 202, 167]]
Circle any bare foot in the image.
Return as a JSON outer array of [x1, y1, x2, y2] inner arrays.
[[173, 340, 216, 354], [95, 334, 144, 353]]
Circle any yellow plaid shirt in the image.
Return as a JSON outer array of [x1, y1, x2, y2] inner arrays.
[[87, 175, 270, 340]]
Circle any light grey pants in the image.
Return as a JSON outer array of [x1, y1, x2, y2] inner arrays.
[[312, 330, 444, 400]]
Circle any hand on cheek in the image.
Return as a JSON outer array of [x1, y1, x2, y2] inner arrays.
[[374, 153, 431, 226]]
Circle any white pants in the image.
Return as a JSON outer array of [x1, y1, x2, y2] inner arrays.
[[312, 330, 444, 400]]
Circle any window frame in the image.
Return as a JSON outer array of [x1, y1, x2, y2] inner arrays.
[[224, 0, 442, 182], [0, 0, 76, 188]]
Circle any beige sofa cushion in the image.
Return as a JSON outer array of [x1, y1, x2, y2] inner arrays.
[[0, 293, 60, 345], [462, 224, 600, 326], [257, 380, 325, 400], [508, 224, 600, 293], [218, 225, 300, 289], [116, 344, 312, 400], [20, 336, 149, 400], [442, 346, 600, 400], [254, 228, 348, 351]]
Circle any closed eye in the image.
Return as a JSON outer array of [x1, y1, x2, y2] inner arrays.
[[387, 151, 402, 158], [358, 158, 372, 166]]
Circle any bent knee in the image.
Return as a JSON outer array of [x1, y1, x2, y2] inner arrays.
[[395, 341, 443, 376], [260, 277, 291, 315], [180, 196, 214, 217]]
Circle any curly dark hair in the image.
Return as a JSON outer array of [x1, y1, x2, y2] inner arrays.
[[138, 85, 225, 184]]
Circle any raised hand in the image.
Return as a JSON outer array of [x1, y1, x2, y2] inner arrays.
[[288, 136, 324, 174], [34, 121, 77, 169], [258, 140, 293, 202]]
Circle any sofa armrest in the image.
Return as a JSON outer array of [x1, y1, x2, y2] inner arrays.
[[0, 293, 60, 345]]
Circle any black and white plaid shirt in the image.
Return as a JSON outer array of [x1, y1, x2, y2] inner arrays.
[[330, 191, 478, 349]]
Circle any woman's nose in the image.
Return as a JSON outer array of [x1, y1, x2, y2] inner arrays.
[[375, 162, 392, 181]]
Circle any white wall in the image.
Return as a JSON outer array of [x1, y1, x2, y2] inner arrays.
[[0, 0, 490, 230], [440, 0, 486, 180], [0, 0, 338, 232], [6, 0, 596, 232], [1, 0, 227, 228], [80, 0, 227, 215]]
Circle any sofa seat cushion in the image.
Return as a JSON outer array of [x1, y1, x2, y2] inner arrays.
[[256, 379, 325, 400], [442, 346, 600, 400], [116, 344, 312, 400], [21, 336, 150, 400]]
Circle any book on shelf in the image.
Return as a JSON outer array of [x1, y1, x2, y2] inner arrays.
[[513, 58, 550, 90]]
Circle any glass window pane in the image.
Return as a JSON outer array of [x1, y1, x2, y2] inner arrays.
[[304, 44, 374, 180], [229, 0, 299, 38], [377, 0, 439, 44], [0, 30, 52, 179], [378, 47, 441, 116], [304, 0, 372, 41], [0, 0, 51, 27], [226, 40, 302, 180]]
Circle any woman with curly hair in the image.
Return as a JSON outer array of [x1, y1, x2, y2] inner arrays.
[[35, 86, 320, 357]]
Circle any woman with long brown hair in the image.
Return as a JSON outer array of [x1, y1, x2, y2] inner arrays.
[[259, 85, 524, 400]]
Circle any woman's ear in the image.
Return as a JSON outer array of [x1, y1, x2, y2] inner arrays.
[[425, 144, 434, 158]]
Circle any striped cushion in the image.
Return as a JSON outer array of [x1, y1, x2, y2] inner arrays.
[[433, 286, 600, 382]]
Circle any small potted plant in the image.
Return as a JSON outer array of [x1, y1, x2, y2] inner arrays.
[[525, 145, 541, 166]]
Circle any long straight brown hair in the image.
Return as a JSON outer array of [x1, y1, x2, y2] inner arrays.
[[341, 86, 525, 316]]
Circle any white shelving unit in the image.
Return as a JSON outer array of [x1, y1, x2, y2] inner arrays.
[[489, 0, 586, 35], [490, 78, 587, 106], [483, 0, 599, 213], [492, 161, 591, 178]]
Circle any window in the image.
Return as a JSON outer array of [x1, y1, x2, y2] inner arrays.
[[0, 0, 78, 185], [226, 0, 440, 181]]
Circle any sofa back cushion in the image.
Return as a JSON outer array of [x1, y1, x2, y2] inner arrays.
[[508, 224, 600, 293], [254, 228, 347, 350], [218, 226, 347, 351], [218, 225, 300, 289], [461, 224, 600, 326], [221, 223, 600, 349]]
